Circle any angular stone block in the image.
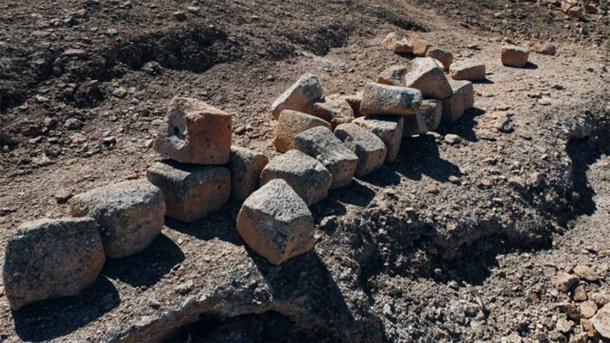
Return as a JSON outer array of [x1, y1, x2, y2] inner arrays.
[[273, 110, 332, 153], [294, 126, 358, 189], [312, 94, 355, 128], [70, 180, 166, 258], [382, 32, 413, 54], [405, 57, 453, 100], [154, 97, 231, 165], [404, 99, 443, 136], [360, 82, 422, 116], [229, 146, 269, 201], [501, 45, 529, 68], [260, 150, 332, 206], [450, 60, 486, 81], [146, 161, 231, 223], [342, 92, 364, 117], [442, 80, 474, 123], [352, 115, 404, 162], [334, 123, 387, 177], [271, 73, 323, 119], [237, 179, 315, 266], [426, 47, 453, 71], [377, 65, 409, 86], [3, 218, 105, 310], [410, 36, 431, 56]]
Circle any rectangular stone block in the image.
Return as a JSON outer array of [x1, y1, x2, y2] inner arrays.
[[405, 57, 453, 100], [442, 81, 474, 123], [404, 99, 443, 136], [334, 123, 387, 177], [352, 115, 404, 162], [360, 82, 422, 116], [154, 97, 231, 165], [271, 73, 323, 119], [229, 146, 269, 202], [294, 126, 358, 189], [146, 161, 230, 223], [273, 110, 331, 153]]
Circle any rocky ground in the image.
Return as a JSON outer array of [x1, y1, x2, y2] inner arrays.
[[0, 0, 609, 342]]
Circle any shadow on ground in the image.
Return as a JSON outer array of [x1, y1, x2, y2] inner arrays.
[[13, 276, 119, 342], [103, 233, 184, 287]]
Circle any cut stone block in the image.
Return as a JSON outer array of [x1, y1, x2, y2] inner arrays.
[[154, 97, 231, 165], [382, 32, 413, 54], [273, 110, 332, 153], [229, 146, 269, 201], [426, 47, 453, 71], [404, 99, 443, 136], [352, 115, 404, 162], [312, 94, 355, 128], [260, 150, 332, 206], [410, 36, 431, 56], [442, 80, 474, 123], [501, 45, 529, 68], [450, 60, 486, 81], [377, 65, 409, 86], [334, 123, 387, 177], [237, 179, 315, 266], [360, 82, 422, 116], [146, 161, 231, 223], [271, 73, 323, 119], [294, 126, 359, 189], [343, 92, 364, 117], [70, 180, 166, 259], [3, 217, 105, 310], [405, 57, 453, 100]]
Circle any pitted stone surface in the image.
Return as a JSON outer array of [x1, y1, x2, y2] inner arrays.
[[271, 73, 323, 119], [450, 60, 487, 81], [146, 161, 230, 223], [260, 150, 332, 206], [229, 146, 269, 201], [274, 110, 332, 153], [312, 94, 355, 128], [360, 82, 422, 116], [405, 57, 453, 100], [3, 217, 105, 310], [352, 115, 404, 162], [154, 97, 232, 165], [404, 99, 443, 137], [377, 65, 409, 86], [294, 126, 359, 189], [442, 80, 474, 123], [70, 180, 166, 259], [237, 179, 315, 266], [335, 123, 387, 177]]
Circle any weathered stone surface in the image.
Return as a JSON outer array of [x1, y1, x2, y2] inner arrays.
[[592, 304, 610, 339], [343, 92, 364, 117], [294, 126, 358, 189], [260, 150, 332, 206], [3, 217, 105, 310], [404, 99, 443, 136], [352, 115, 404, 162], [146, 161, 231, 223], [360, 82, 422, 116], [426, 47, 453, 71], [273, 110, 332, 153], [501, 45, 529, 68], [271, 73, 323, 119], [237, 179, 315, 266], [377, 65, 409, 86], [154, 97, 231, 165], [442, 80, 474, 123], [410, 36, 431, 56], [450, 60, 487, 81], [312, 94, 355, 127], [405, 57, 453, 100], [382, 32, 413, 54], [335, 123, 387, 177], [229, 146, 269, 201], [70, 180, 166, 259]]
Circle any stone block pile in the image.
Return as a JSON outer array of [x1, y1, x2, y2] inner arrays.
[[3, 31, 493, 311]]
